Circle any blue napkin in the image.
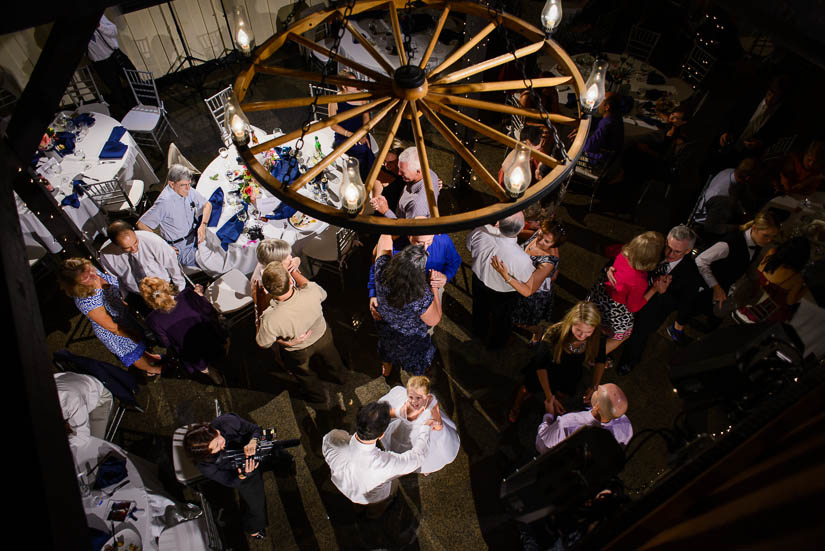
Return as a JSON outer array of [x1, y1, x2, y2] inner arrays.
[[71, 179, 87, 196], [216, 203, 248, 251], [92, 453, 128, 490], [264, 202, 296, 221], [207, 187, 224, 227], [72, 113, 95, 127], [99, 126, 128, 159], [55, 131, 76, 155], [60, 180, 87, 208], [270, 154, 300, 185]]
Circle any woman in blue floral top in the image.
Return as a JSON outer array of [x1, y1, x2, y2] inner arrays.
[[373, 235, 442, 378], [58, 258, 161, 375]]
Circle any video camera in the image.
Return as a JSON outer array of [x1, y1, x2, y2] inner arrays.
[[216, 428, 300, 471]]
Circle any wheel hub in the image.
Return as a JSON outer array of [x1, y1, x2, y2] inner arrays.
[[392, 64, 428, 100]]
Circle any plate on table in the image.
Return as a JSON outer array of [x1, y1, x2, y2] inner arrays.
[[102, 524, 141, 551], [288, 211, 322, 232]]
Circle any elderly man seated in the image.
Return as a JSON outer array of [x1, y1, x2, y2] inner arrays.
[[536, 383, 633, 454], [99, 221, 185, 302], [369, 146, 440, 219], [54, 372, 113, 450], [136, 164, 212, 267]]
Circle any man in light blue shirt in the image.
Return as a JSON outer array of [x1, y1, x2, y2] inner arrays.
[[137, 164, 212, 267]]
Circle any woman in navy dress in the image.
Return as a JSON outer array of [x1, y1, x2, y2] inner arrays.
[[58, 258, 161, 375], [373, 235, 442, 377], [329, 69, 375, 181], [140, 277, 228, 385]]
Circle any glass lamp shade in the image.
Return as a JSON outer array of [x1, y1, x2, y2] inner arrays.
[[339, 158, 366, 215], [232, 4, 256, 55], [541, 0, 563, 35], [224, 94, 251, 146], [581, 57, 608, 113], [503, 143, 532, 199]]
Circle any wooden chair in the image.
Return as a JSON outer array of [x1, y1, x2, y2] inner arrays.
[[680, 44, 716, 89], [122, 69, 178, 153], [203, 84, 233, 143], [79, 178, 145, 217], [308, 83, 337, 121], [625, 25, 661, 64], [65, 65, 110, 116]]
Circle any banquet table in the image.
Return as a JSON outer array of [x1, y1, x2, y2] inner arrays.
[[74, 436, 178, 550], [544, 52, 694, 135], [195, 126, 346, 276], [768, 192, 825, 261], [21, 112, 159, 254], [313, 15, 460, 77]]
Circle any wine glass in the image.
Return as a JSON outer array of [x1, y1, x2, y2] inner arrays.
[[237, 207, 248, 224], [272, 127, 283, 137]]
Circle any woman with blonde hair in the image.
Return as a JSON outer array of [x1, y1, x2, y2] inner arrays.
[[140, 277, 227, 385], [509, 301, 607, 423], [250, 239, 301, 315], [377, 375, 460, 474], [589, 231, 669, 355], [58, 258, 161, 375], [328, 69, 374, 180]]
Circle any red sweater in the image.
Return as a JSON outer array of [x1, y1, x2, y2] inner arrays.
[[607, 253, 649, 313]]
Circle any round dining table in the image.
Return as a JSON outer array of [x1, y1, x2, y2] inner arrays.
[[195, 126, 347, 276]]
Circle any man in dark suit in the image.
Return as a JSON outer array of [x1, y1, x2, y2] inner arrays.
[[617, 225, 704, 375]]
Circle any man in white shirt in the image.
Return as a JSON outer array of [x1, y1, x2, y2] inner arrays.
[[323, 401, 431, 518], [466, 212, 534, 348], [694, 158, 759, 238], [99, 221, 186, 299], [54, 372, 113, 450], [536, 383, 632, 454]]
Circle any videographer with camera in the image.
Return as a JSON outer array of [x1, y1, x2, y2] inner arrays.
[[183, 413, 269, 539]]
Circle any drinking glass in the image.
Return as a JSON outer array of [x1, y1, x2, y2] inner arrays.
[[272, 127, 283, 137], [237, 208, 248, 223]]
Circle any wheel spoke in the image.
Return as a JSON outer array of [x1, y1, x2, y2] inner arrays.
[[428, 93, 577, 124], [419, 100, 507, 201], [408, 100, 439, 217], [388, 2, 407, 66], [287, 33, 390, 82], [427, 21, 496, 79], [427, 101, 561, 167], [249, 97, 390, 155], [344, 21, 395, 76], [253, 65, 385, 89], [419, 6, 450, 69], [287, 99, 400, 192], [430, 76, 571, 95], [364, 100, 408, 200], [432, 41, 545, 85], [242, 91, 380, 112]]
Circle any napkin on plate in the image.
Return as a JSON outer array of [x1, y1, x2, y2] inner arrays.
[[216, 202, 248, 251], [263, 202, 297, 221], [270, 154, 300, 185], [207, 187, 224, 227], [60, 180, 87, 209], [99, 126, 128, 159], [55, 132, 76, 155]]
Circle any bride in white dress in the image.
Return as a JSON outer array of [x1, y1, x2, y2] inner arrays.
[[378, 375, 460, 475]]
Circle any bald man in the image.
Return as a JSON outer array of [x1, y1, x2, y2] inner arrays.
[[535, 383, 633, 454]]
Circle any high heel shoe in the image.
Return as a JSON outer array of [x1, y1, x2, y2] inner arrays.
[[508, 385, 531, 423]]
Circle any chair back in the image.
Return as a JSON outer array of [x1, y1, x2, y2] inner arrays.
[[308, 83, 338, 120], [204, 85, 233, 142], [762, 135, 797, 163], [167, 142, 202, 174], [124, 69, 162, 107], [79, 179, 135, 212], [172, 424, 206, 485], [625, 25, 661, 63], [206, 268, 253, 314], [66, 66, 106, 107], [680, 44, 716, 88], [0, 87, 16, 112], [336, 226, 358, 263]]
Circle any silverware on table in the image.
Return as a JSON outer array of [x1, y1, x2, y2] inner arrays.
[[103, 479, 130, 497]]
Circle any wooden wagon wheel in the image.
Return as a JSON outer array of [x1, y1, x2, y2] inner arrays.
[[234, 0, 590, 235]]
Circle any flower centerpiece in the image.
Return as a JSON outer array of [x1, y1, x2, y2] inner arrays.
[[237, 166, 259, 205]]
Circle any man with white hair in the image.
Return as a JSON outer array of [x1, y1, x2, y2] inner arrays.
[[137, 164, 212, 267], [369, 146, 440, 219], [466, 212, 534, 348], [536, 383, 633, 453]]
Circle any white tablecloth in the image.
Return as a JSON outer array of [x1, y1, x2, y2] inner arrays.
[[74, 436, 176, 551], [314, 16, 460, 77], [195, 127, 344, 275]]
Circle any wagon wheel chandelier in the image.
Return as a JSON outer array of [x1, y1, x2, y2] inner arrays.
[[229, 0, 595, 235]]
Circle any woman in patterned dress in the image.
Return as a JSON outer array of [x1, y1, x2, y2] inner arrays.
[[589, 231, 668, 355], [58, 258, 161, 375], [491, 219, 566, 345], [373, 235, 442, 377]]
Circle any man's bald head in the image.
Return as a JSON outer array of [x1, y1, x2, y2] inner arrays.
[[591, 383, 628, 423]]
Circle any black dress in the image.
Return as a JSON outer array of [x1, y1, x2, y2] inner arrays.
[[197, 414, 267, 534], [522, 336, 606, 397]]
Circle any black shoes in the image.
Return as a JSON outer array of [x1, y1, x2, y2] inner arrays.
[[667, 323, 691, 346]]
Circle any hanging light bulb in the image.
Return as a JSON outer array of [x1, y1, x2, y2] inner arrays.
[[232, 3, 255, 56], [339, 158, 366, 215], [224, 93, 251, 146], [581, 57, 608, 113], [540, 0, 563, 36], [503, 143, 532, 199]]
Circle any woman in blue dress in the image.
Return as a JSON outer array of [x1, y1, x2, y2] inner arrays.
[[491, 219, 566, 346], [58, 258, 161, 375], [328, 69, 375, 181], [373, 235, 442, 378]]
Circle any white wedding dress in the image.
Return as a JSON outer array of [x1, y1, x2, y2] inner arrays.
[[378, 386, 460, 474]]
